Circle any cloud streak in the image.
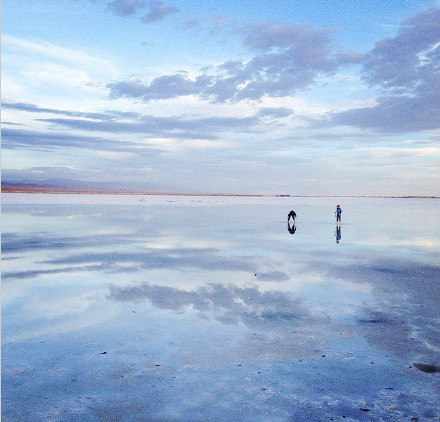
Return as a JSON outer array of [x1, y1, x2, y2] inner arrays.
[[1, 128, 162, 155], [2, 101, 139, 121], [3, 100, 294, 143], [36, 114, 261, 139]]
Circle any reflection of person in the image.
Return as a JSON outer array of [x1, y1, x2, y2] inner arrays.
[[287, 220, 296, 234], [287, 210, 297, 223], [335, 225, 341, 243], [335, 205, 342, 223]]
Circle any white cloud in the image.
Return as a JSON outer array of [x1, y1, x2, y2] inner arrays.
[[2, 34, 121, 105], [2, 34, 118, 74], [359, 146, 440, 159]]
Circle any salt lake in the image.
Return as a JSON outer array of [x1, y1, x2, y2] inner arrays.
[[2, 194, 440, 421]]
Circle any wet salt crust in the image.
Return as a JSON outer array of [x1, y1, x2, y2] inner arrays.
[[2, 194, 440, 421]]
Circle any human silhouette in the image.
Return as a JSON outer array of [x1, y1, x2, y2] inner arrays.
[[287, 220, 297, 234], [335, 205, 342, 224], [335, 225, 342, 243], [287, 210, 297, 223]]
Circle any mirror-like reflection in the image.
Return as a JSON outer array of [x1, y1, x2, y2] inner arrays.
[[2, 194, 440, 422], [335, 224, 342, 243], [287, 220, 297, 234]]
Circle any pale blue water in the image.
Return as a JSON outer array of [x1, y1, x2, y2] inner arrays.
[[2, 194, 440, 421]]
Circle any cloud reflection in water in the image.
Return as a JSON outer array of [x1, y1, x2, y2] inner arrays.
[[108, 282, 314, 329], [2, 196, 440, 421]]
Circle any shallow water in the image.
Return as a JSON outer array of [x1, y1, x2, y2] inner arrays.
[[2, 194, 440, 421]]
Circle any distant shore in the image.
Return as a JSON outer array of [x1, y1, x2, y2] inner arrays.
[[1, 187, 438, 199]]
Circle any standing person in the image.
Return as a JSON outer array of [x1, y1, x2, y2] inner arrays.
[[335, 205, 342, 223], [287, 210, 296, 223]]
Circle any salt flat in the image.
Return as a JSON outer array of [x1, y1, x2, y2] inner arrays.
[[2, 194, 440, 421]]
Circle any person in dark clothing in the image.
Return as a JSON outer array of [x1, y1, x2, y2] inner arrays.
[[335, 205, 342, 223], [287, 220, 297, 234], [287, 210, 297, 223], [335, 225, 341, 243]]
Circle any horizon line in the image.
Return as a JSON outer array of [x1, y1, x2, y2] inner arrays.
[[1, 187, 438, 199]]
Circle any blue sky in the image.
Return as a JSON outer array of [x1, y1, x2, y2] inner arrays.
[[2, 0, 440, 195]]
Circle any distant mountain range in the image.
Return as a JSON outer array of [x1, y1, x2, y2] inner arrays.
[[1, 179, 160, 194], [0, 180, 263, 196]]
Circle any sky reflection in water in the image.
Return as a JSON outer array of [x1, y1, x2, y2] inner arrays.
[[2, 195, 440, 421]]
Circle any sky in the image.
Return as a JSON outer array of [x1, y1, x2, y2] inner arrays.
[[2, 0, 440, 196]]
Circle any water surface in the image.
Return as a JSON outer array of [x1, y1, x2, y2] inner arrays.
[[2, 194, 440, 421]]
